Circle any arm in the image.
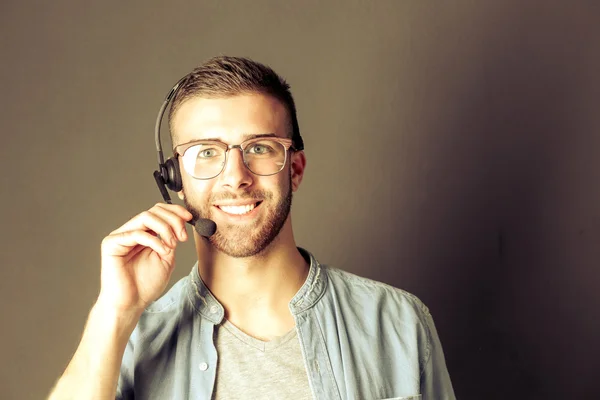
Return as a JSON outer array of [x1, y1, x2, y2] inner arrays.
[[47, 203, 192, 400], [48, 303, 141, 400], [420, 310, 456, 400]]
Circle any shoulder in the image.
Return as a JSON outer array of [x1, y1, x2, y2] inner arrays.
[[322, 265, 431, 318], [316, 265, 436, 370], [319, 265, 434, 347]]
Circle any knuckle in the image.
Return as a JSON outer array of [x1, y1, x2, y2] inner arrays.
[[139, 210, 156, 222], [101, 233, 120, 248]]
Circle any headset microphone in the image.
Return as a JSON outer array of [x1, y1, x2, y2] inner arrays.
[[193, 218, 217, 237], [153, 76, 217, 238]]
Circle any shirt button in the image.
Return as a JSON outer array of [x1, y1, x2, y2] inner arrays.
[[209, 305, 219, 314], [199, 362, 209, 371]]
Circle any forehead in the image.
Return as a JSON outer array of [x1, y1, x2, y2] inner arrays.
[[170, 93, 289, 145]]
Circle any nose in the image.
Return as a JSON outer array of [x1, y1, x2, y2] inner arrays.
[[218, 147, 253, 190]]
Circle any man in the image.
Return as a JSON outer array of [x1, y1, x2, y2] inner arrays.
[[49, 56, 455, 399]]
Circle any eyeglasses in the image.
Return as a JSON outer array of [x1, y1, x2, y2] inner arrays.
[[174, 137, 295, 180]]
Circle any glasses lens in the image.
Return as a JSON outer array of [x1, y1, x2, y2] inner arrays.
[[181, 143, 226, 179], [244, 139, 287, 176]]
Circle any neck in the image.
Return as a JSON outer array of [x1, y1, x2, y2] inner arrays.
[[193, 222, 309, 340]]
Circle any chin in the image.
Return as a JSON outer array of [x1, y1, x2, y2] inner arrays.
[[208, 215, 287, 258]]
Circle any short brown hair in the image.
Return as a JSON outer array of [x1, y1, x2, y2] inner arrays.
[[168, 56, 303, 150]]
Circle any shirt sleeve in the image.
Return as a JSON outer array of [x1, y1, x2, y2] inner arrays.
[[420, 310, 456, 400]]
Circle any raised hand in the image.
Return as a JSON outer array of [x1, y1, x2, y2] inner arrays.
[[97, 203, 193, 313]]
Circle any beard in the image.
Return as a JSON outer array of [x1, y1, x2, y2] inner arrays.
[[184, 176, 293, 258]]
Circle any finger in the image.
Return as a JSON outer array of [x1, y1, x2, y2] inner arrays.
[[102, 230, 172, 258], [112, 203, 193, 243], [112, 210, 179, 247], [150, 204, 192, 241], [122, 243, 147, 261], [153, 203, 194, 222]]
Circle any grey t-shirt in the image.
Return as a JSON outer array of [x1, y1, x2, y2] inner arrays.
[[212, 319, 313, 400]]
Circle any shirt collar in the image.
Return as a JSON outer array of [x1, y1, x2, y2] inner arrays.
[[288, 248, 328, 314], [186, 247, 327, 323]]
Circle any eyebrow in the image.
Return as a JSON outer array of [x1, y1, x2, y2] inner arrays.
[[176, 132, 278, 147], [202, 133, 278, 141]]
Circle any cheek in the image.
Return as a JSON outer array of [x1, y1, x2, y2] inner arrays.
[[275, 177, 292, 198], [182, 176, 213, 203]]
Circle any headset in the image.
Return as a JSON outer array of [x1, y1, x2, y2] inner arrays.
[[152, 75, 219, 237], [153, 76, 187, 204]]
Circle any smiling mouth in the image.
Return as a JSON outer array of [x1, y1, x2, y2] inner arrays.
[[216, 201, 262, 216]]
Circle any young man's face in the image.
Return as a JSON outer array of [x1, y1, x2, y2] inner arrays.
[[171, 93, 305, 257]]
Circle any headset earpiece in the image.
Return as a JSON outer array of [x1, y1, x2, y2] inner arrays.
[[164, 157, 183, 192]]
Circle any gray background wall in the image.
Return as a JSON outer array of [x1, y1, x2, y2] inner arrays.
[[1, 1, 599, 399]]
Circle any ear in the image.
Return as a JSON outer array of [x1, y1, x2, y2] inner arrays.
[[290, 151, 306, 192], [177, 190, 185, 200]]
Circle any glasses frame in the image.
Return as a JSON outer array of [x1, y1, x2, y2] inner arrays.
[[174, 136, 296, 180]]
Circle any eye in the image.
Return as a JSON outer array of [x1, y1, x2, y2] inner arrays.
[[248, 143, 273, 155], [198, 148, 219, 158]]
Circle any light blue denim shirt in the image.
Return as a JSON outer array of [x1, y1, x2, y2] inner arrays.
[[117, 248, 455, 399]]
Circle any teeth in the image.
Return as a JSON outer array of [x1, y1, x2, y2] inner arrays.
[[219, 203, 256, 215]]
